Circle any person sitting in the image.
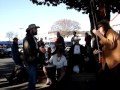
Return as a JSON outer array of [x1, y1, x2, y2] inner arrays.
[[45, 47, 67, 85], [71, 31, 79, 45]]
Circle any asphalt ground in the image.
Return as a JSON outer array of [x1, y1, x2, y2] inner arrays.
[[0, 58, 97, 90]]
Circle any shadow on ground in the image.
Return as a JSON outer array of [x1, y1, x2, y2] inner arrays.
[[0, 72, 97, 90], [0, 59, 97, 90]]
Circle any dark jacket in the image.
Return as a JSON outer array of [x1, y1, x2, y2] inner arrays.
[[55, 36, 65, 49], [68, 43, 85, 69], [23, 34, 38, 64], [38, 41, 46, 65], [11, 42, 21, 65], [85, 35, 91, 46]]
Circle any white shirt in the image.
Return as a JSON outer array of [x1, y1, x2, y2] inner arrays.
[[74, 45, 80, 54], [71, 36, 78, 45], [49, 54, 67, 69]]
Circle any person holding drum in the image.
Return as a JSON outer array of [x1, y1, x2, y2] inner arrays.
[[48, 47, 68, 83], [44, 46, 56, 85]]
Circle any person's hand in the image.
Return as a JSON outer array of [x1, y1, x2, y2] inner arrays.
[[92, 29, 97, 34], [45, 60, 49, 64], [93, 49, 101, 55], [92, 29, 101, 36]]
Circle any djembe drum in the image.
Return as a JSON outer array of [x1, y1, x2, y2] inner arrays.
[[45, 64, 56, 83]]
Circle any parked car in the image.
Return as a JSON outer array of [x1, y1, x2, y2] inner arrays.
[[5, 47, 12, 57], [45, 42, 55, 50], [65, 41, 72, 47], [0, 48, 7, 58], [65, 41, 72, 52], [19, 44, 23, 52]]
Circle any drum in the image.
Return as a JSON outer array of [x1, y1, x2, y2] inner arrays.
[[45, 64, 56, 82]]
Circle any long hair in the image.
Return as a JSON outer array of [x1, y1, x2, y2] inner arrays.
[[97, 19, 111, 37]]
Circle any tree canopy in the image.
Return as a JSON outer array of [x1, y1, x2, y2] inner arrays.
[[30, 0, 120, 32], [30, 0, 120, 14]]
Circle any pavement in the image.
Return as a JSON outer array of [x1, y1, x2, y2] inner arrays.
[[0, 58, 97, 90]]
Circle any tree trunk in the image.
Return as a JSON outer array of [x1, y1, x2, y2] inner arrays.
[[89, 13, 94, 34]]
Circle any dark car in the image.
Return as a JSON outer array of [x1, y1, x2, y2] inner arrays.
[[65, 41, 72, 47], [0, 48, 6, 58], [65, 41, 72, 52], [5, 47, 12, 57]]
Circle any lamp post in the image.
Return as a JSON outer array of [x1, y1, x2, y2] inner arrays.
[[90, 0, 101, 61], [19, 28, 24, 40]]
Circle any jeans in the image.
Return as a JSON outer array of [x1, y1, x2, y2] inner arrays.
[[26, 64, 37, 90]]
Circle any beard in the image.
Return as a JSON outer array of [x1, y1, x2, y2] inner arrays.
[[34, 32, 37, 35], [32, 31, 37, 35]]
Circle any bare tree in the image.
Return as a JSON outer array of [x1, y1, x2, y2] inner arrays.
[[49, 19, 81, 37], [6, 32, 14, 41]]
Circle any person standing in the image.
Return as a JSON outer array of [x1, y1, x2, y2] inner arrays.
[[37, 37, 46, 65], [71, 31, 79, 45], [5, 37, 23, 83], [85, 32, 91, 47], [23, 24, 40, 90], [55, 32, 65, 53], [85, 32, 91, 52], [37, 38, 46, 82], [38, 38, 45, 47], [11, 37, 22, 66], [92, 19, 120, 90], [69, 37, 85, 73]]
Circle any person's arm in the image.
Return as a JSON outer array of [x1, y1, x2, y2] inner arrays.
[[62, 37, 65, 48], [23, 40, 29, 53], [71, 37, 74, 44], [93, 29, 117, 49], [63, 56, 67, 70], [48, 55, 54, 64]]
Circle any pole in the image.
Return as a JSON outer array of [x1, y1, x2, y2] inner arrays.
[[90, 0, 101, 61]]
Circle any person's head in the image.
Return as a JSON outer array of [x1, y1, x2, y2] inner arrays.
[[73, 31, 76, 36], [57, 32, 61, 37], [40, 38, 43, 41], [97, 19, 111, 35], [85, 32, 88, 36], [13, 37, 18, 43], [56, 47, 63, 57], [26, 24, 40, 35]]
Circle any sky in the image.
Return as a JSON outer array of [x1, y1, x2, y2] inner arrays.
[[0, 0, 120, 41]]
